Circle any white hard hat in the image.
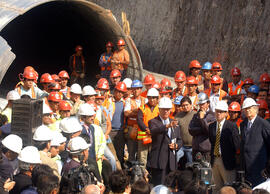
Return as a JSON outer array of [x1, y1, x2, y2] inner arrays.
[[215, 100, 228, 112], [70, 83, 82, 94], [78, 103, 96, 116], [43, 103, 52, 114], [51, 131, 67, 146], [2, 134, 23, 154], [123, 78, 132, 88], [147, 88, 159, 97], [6, 90, 20, 101], [33, 125, 53, 141], [82, 85, 97, 96], [18, 146, 41, 164], [158, 97, 173, 109], [242, 97, 259, 109], [59, 117, 82, 134], [67, 136, 90, 154]]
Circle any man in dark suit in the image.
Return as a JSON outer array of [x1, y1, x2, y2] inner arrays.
[[240, 98, 270, 187], [147, 97, 182, 186], [209, 100, 240, 192]]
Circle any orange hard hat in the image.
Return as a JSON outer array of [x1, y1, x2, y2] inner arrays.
[[174, 71, 186, 82], [159, 86, 172, 94], [211, 75, 222, 84], [75, 45, 83, 52], [228, 101, 241, 112], [59, 100, 72, 111], [231, 67, 241, 76], [40, 73, 54, 83], [106, 41, 113, 47], [143, 74, 155, 85], [260, 73, 270, 83], [160, 78, 171, 87], [34, 71, 38, 83], [211, 62, 223, 71], [243, 78, 254, 85], [151, 81, 161, 90], [97, 78, 110, 90], [58, 70, 70, 79], [51, 74, 60, 82], [48, 92, 62, 102], [24, 66, 35, 72], [257, 99, 268, 110], [110, 69, 121, 78], [23, 70, 36, 80], [186, 76, 198, 85], [189, 60, 201, 69], [48, 82, 61, 90], [115, 82, 127, 92], [117, 39, 125, 46]]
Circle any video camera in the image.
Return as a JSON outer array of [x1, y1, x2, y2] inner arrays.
[[224, 171, 252, 192], [124, 161, 146, 184]]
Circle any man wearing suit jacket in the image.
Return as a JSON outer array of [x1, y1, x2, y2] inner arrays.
[[147, 97, 182, 186], [240, 98, 270, 187], [209, 100, 240, 192]]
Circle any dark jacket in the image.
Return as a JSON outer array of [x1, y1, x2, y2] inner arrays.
[[10, 173, 32, 194], [209, 120, 240, 170], [189, 110, 215, 152], [147, 116, 182, 170], [240, 116, 270, 187]]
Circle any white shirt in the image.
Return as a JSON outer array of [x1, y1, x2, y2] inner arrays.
[[159, 116, 172, 138], [216, 119, 226, 155], [247, 115, 257, 130], [253, 178, 270, 192], [209, 90, 228, 112]]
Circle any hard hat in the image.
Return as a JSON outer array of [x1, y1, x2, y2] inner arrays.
[[75, 45, 83, 52], [43, 103, 52, 114], [228, 102, 241, 112], [78, 103, 96, 116], [96, 78, 110, 90], [174, 96, 183, 105], [160, 78, 171, 87], [243, 78, 254, 85], [24, 66, 35, 72], [143, 74, 155, 85], [33, 125, 53, 141], [58, 70, 70, 79], [197, 92, 209, 105], [59, 117, 82, 134], [151, 82, 161, 90], [215, 100, 228, 112], [51, 74, 60, 81], [202, 62, 212, 70], [147, 88, 159, 97], [106, 41, 113, 47], [115, 82, 127, 92], [110, 69, 121, 78], [23, 70, 36, 80], [2, 134, 23, 154], [248, 85, 259, 94], [48, 92, 62, 102], [51, 131, 67, 146], [186, 76, 198, 85], [67, 136, 90, 154], [189, 60, 201, 69], [40, 73, 54, 83], [159, 87, 172, 94], [70, 83, 82, 94], [123, 78, 133, 88], [260, 73, 270, 83], [59, 100, 72, 111], [211, 75, 222, 84], [231, 67, 241, 76], [131, 80, 143, 88], [242, 97, 259, 109], [6, 90, 20, 101], [158, 97, 172, 109], [48, 82, 61, 90], [174, 71, 186, 82], [18, 146, 41, 164], [82, 85, 97, 96], [34, 71, 39, 82], [257, 99, 268, 110], [211, 62, 223, 71], [117, 39, 125, 46]]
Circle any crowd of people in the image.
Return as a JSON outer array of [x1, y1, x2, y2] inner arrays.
[[0, 39, 270, 194]]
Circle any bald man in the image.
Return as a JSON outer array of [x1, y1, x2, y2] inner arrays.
[[82, 184, 100, 194], [219, 186, 236, 194]]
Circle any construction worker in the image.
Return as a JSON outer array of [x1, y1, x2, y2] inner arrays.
[[242, 78, 254, 95], [186, 76, 199, 110], [173, 71, 187, 98], [82, 85, 97, 104], [42, 103, 53, 128], [48, 82, 61, 93], [159, 86, 173, 99], [69, 45, 85, 86], [141, 74, 156, 98], [58, 100, 72, 119], [211, 62, 228, 92], [40, 73, 54, 93], [152, 81, 161, 91], [96, 78, 111, 99], [259, 72, 270, 90], [258, 89, 268, 101], [201, 62, 212, 91], [137, 88, 160, 169], [99, 42, 113, 80], [228, 67, 244, 99], [1, 90, 20, 123], [228, 101, 242, 128], [257, 99, 269, 119], [47, 91, 62, 122], [111, 39, 130, 78], [109, 69, 122, 93], [246, 85, 259, 100], [51, 74, 61, 83], [68, 83, 84, 116], [204, 75, 228, 112], [189, 60, 203, 91], [171, 95, 183, 118], [123, 78, 133, 100], [58, 70, 71, 99]]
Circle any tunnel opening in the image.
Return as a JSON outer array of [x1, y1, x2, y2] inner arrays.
[[0, 0, 129, 92]]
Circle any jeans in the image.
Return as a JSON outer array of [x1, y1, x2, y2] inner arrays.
[[104, 145, 117, 171], [182, 146, 193, 163]]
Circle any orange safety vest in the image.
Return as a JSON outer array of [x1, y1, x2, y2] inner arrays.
[[72, 54, 85, 72], [101, 55, 112, 71], [195, 75, 202, 83], [172, 87, 188, 99], [187, 94, 198, 111], [228, 81, 244, 96], [204, 88, 227, 100], [127, 96, 145, 126], [17, 86, 36, 99], [137, 104, 159, 140]]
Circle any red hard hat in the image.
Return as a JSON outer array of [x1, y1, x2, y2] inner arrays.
[[48, 82, 61, 90], [110, 69, 121, 78], [106, 41, 113, 47], [159, 87, 172, 94], [24, 66, 35, 72], [59, 100, 72, 111], [23, 70, 36, 80], [260, 73, 270, 83], [257, 99, 268, 110], [231, 67, 241, 76], [228, 101, 241, 112], [75, 45, 83, 52], [143, 74, 155, 85], [160, 78, 171, 87], [186, 76, 198, 85], [34, 71, 38, 83], [115, 82, 127, 92], [151, 82, 161, 90], [97, 78, 110, 90], [117, 39, 125, 46], [211, 75, 222, 84], [40, 73, 54, 83], [174, 71, 186, 82], [243, 78, 254, 85], [58, 70, 70, 79], [48, 92, 62, 102], [211, 62, 223, 71], [51, 74, 60, 82], [189, 60, 201, 69]]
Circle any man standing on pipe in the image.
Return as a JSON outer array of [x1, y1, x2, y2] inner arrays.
[[69, 45, 85, 86]]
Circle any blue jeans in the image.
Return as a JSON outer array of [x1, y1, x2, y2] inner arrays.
[[182, 146, 193, 163], [104, 145, 117, 171]]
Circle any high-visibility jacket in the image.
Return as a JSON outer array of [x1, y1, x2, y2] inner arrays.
[[204, 88, 227, 100], [137, 104, 159, 140], [127, 96, 145, 126], [228, 81, 244, 96], [187, 94, 198, 111], [172, 86, 188, 99], [99, 54, 112, 71]]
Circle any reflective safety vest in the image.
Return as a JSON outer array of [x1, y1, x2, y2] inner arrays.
[[137, 104, 159, 140], [204, 88, 227, 100], [101, 55, 112, 71], [228, 81, 244, 96], [188, 94, 198, 111], [17, 86, 36, 99], [127, 96, 145, 126]]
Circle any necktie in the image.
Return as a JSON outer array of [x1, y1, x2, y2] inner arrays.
[[214, 122, 221, 157]]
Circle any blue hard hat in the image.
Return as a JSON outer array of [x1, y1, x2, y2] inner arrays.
[[202, 62, 212, 70], [173, 95, 183, 105], [248, 85, 259, 94], [131, 80, 143, 88]]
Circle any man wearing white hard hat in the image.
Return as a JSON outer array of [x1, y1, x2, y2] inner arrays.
[[1, 90, 20, 123], [68, 83, 84, 116], [82, 85, 97, 104], [208, 100, 240, 192], [123, 78, 132, 100], [240, 98, 270, 187], [147, 97, 182, 186]]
